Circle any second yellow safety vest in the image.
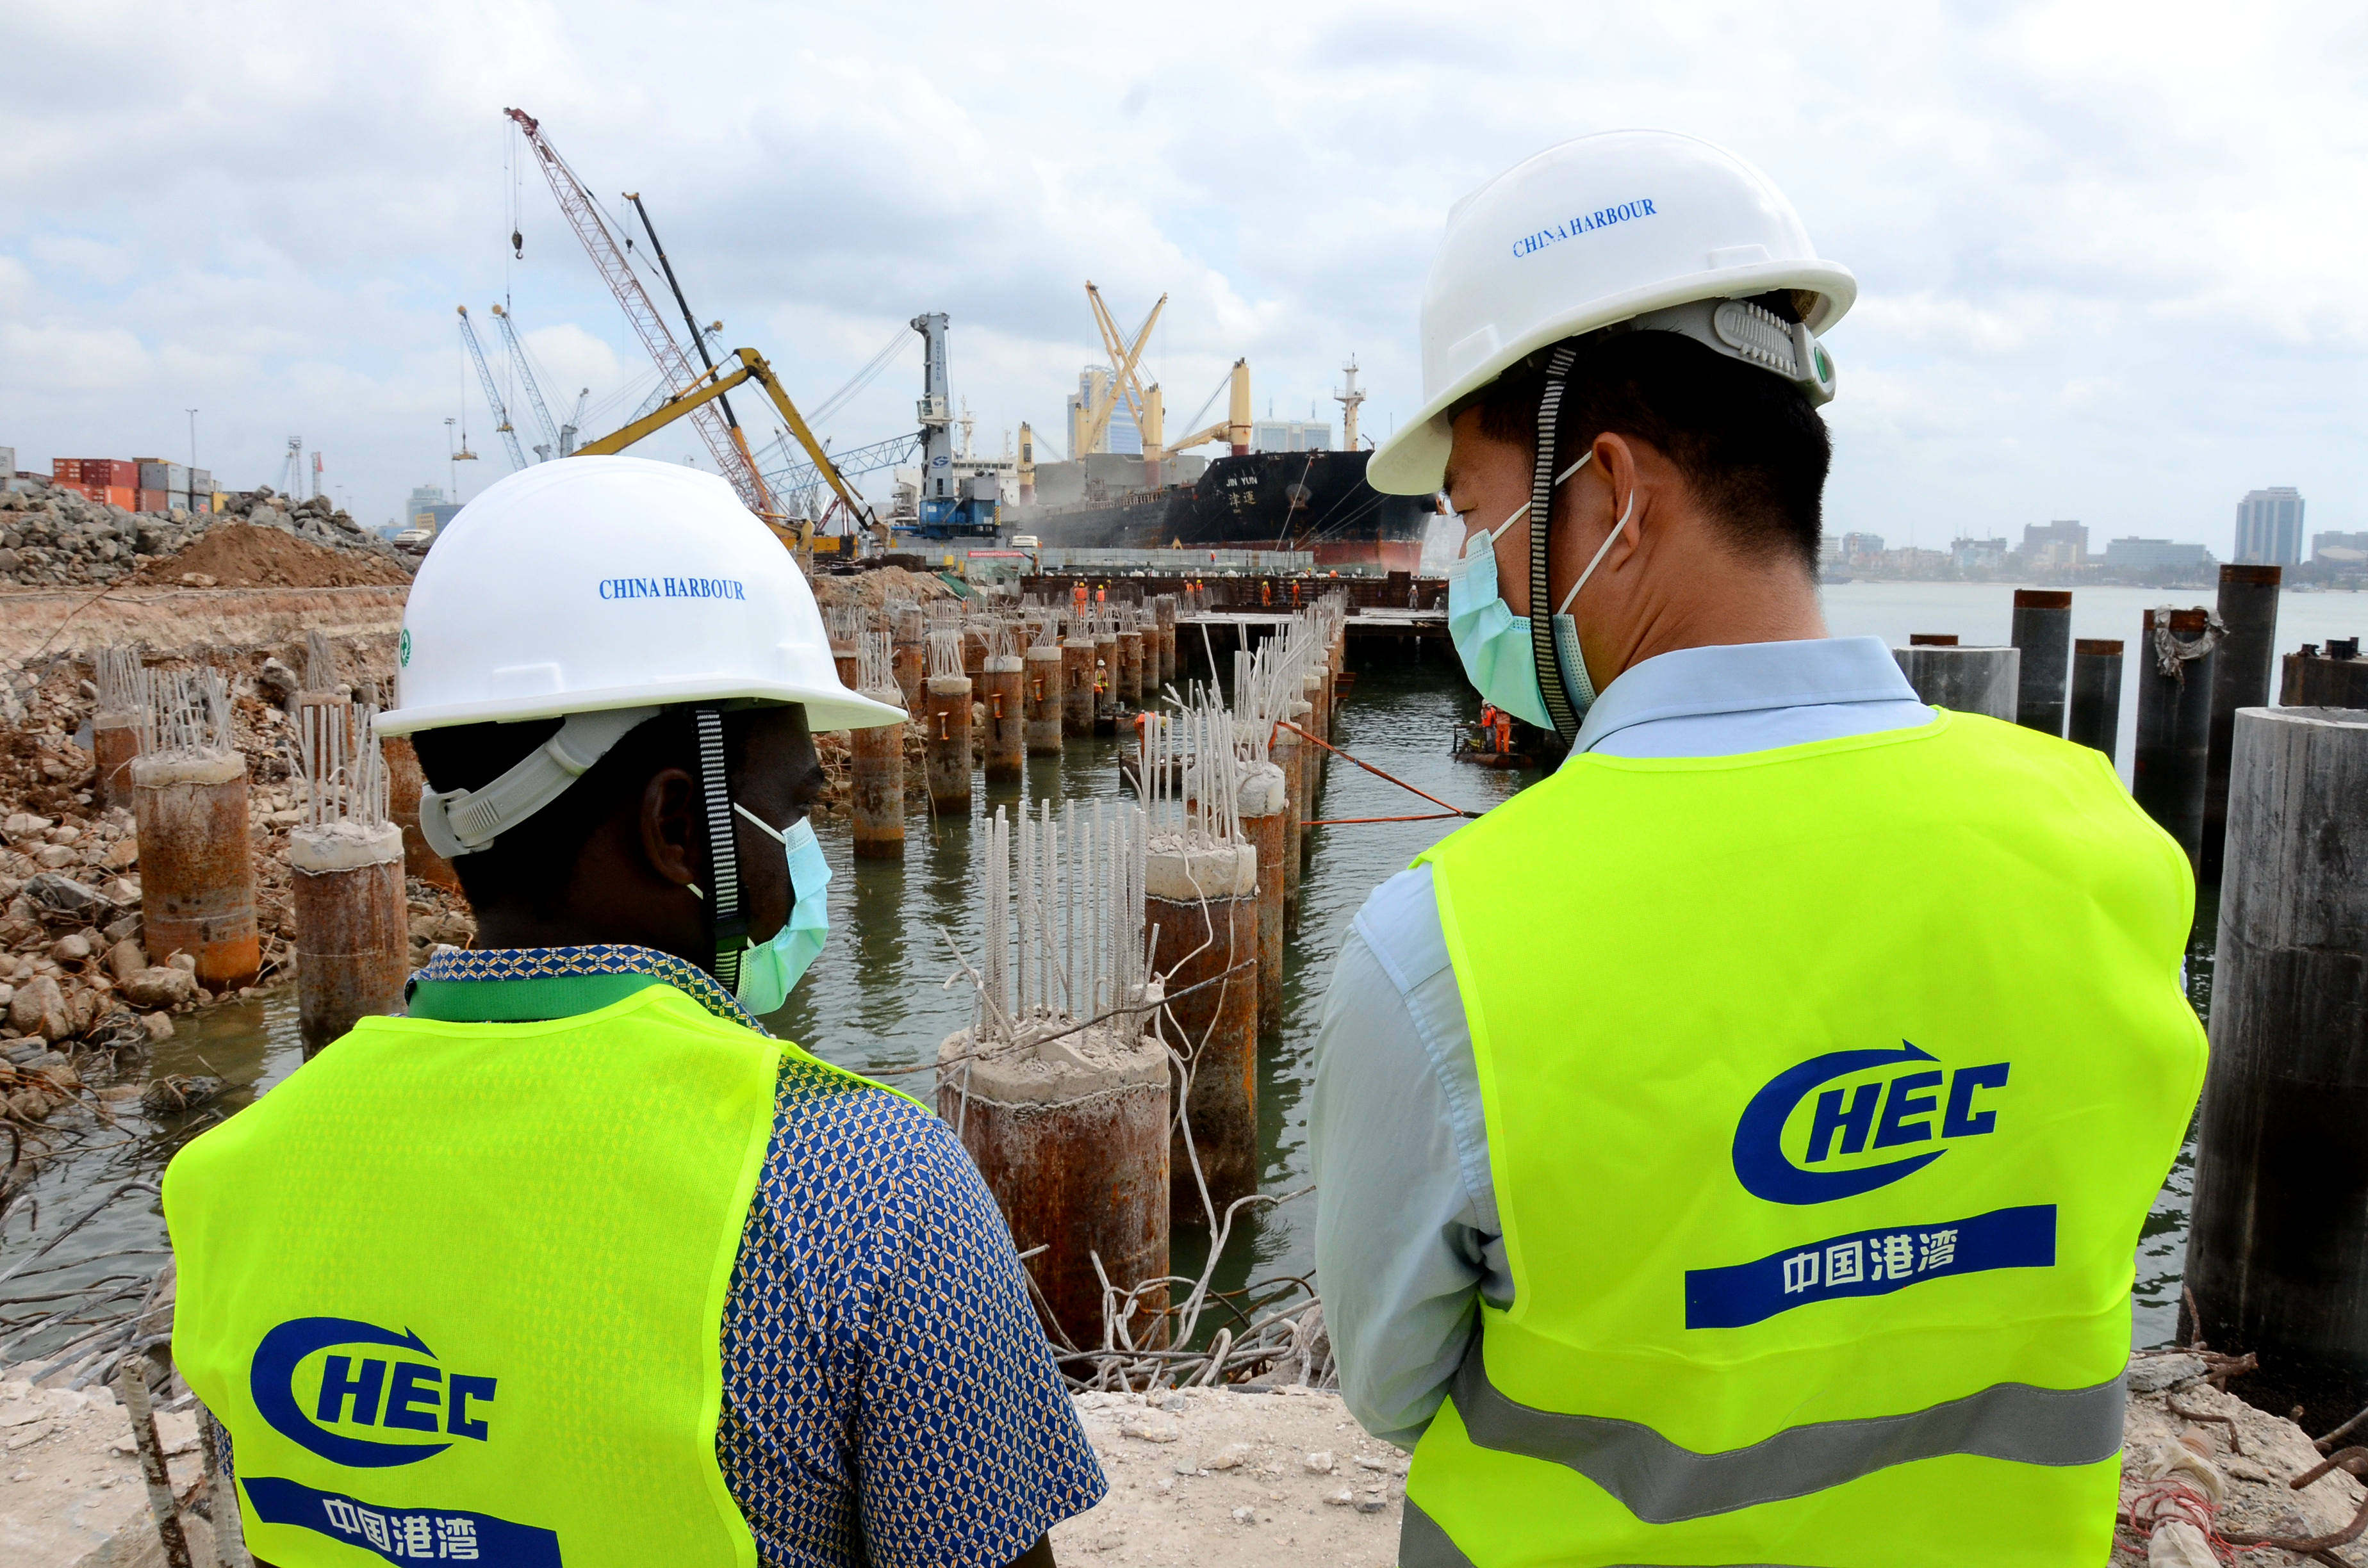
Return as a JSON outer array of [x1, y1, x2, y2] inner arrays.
[[1402, 712, 2206, 1566], [163, 981, 859, 1568]]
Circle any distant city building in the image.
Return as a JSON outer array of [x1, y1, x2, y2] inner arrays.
[[1839, 531, 1886, 560], [2103, 537, 2215, 574], [2235, 487, 2305, 567], [2314, 529, 2368, 566], [1251, 419, 1333, 453], [1952, 536, 2008, 571], [2018, 519, 2088, 572]]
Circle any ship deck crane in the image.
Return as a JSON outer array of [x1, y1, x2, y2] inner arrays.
[[505, 106, 777, 515], [1076, 283, 1165, 464], [457, 307, 529, 472], [489, 304, 564, 460]]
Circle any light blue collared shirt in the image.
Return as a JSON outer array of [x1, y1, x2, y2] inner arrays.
[[1308, 636, 1930, 1448]]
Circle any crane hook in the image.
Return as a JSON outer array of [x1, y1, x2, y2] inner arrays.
[[511, 229, 523, 259]]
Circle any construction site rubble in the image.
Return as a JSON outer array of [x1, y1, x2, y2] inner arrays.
[[0, 477, 416, 590]]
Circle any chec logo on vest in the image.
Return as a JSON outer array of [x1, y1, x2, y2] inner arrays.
[[252, 1316, 496, 1467], [1681, 1043, 2055, 1330]]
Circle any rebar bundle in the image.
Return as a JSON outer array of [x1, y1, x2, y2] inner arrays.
[[926, 627, 965, 680], [822, 605, 866, 648], [300, 630, 341, 694], [138, 668, 234, 759], [976, 799, 1149, 1043], [989, 621, 1018, 660], [857, 630, 895, 696], [93, 644, 147, 715], [292, 703, 389, 830], [1140, 691, 1241, 847]]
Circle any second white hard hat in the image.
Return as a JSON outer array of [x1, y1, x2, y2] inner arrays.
[[1367, 129, 1857, 496], [378, 456, 905, 736]]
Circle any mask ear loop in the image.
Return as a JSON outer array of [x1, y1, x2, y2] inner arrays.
[[1556, 486, 1636, 617], [1470, 453, 1593, 551]]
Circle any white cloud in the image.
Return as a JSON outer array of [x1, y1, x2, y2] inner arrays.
[[0, 0, 2359, 546]]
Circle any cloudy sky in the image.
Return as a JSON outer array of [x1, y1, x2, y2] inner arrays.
[[3, 1, 2362, 555]]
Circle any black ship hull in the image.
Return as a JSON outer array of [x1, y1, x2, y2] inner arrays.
[[1018, 450, 1436, 573]]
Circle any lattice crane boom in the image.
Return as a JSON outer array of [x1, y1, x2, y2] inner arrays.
[[490, 304, 563, 459], [457, 307, 529, 473], [504, 107, 774, 514]]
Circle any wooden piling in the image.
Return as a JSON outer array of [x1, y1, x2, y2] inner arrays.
[[2203, 564, 2283, 885], [1891, 644, 2019, 720], [2134, 607, 2217, 871], [2067, 639, 2124, 762], [939, 1020, 1170, 1351], [1149, 842, 1261, 1218], [2185, 705, 2368, 1424], [290, 825, 407, 1056], [2010, 589, 2073, 736], [982, 655, 1024, 783]]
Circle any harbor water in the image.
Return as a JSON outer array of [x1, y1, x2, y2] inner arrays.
[[6, 582, 2365, 1365]]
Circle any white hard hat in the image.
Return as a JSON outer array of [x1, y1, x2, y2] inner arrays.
[[1367, 129, 1857, 496], [378, 456, 903, 737]]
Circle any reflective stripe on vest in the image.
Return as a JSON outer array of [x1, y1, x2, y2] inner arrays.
[[1399, 712, 2206, 1566], [1401, 1498, 1814, 1568], [163, 983, 819, 1568], [1442, 1334, 2126, 1523]]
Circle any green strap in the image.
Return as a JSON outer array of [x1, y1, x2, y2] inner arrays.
[[407, 972, 664, 1023]]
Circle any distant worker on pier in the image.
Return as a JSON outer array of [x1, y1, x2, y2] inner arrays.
[[1311, 131, 2205, 1565], [165, 459, 1099, 1568]]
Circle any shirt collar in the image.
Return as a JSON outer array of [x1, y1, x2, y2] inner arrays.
[[1573, 636, 1922, 755], [407, 943, 769, 1034]]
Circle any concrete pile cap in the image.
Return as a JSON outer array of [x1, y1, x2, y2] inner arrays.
[[1237, 761, 1288, 817], [987, 655, 1023, 673], [288, 819, 403, 872], [939, 1019, 1166, 1107], [129, 749, 243, 787], [1146, 839, 1258, 900], [1026, 646, 1062, 661], [927, 674, 972, 696]]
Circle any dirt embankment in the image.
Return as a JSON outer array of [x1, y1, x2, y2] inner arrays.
[[127, 523, 411, 590]]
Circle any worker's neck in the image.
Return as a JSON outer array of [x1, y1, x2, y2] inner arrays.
[[1596, 544, 1827, 685]]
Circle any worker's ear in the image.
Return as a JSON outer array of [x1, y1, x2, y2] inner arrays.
[[640, 767, 702, 890]]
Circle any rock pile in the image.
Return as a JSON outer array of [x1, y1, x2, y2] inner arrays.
[[0, 477, 418, 589]]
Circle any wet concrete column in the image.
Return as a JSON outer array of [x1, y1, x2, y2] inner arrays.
[[1149, 842, 1260, 1219], [2010, 589, 2073, 736], [2203, 564, 2283, 886], [1238, 762, 1288, 1033], [1061, 634, 1095, 739], [962, 625, 989, 683], [1155, 598, 1178, 690], [1025, 645, 1065, 756], [289, 822, 407, 1056], [131, 751, 261, 991], [832, 637, 859, 694], [92, 708, 140, 810], [1891, 644, 2019, 720], [939, 1018, 1171, 1351], [1300, 671, 1329, 842], [924, 673, 973, 814], [1274, 704, 1309, 928], [850, 684, 907, 860], [891, 635, 925, 716], [2134, 607, 2217, 872], [2067, 640, 2125, 762], [2186, 705, 2368, 1425], [981, 655, 1024, 783]]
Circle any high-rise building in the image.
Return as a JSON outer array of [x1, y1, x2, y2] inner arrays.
[[2019, 519, 2088, 568], [1838, 531, 1885, 561], [2103, 537, 2214, 574], [2234, 487, 2305, 567], [1067, 368, 1140, 457]]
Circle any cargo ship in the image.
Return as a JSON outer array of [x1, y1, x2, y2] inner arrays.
[[1010, 446, 1436, 573]]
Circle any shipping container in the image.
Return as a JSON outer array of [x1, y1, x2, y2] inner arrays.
[[101, 486, 135, 511], [190, 468, 212, 495], [138, 489, 169, 513], [68, 459, 137, 488], [52, 459, 82, 483]]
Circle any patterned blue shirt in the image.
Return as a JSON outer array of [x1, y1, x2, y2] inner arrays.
[[261, 943, 1107, 1566]]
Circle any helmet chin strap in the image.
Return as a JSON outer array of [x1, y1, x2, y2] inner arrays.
[[691, 707, 746, 990], [1529, 345, 1584, 744]]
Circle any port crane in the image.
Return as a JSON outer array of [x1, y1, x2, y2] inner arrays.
[[489, 304, 573, 459], [1076, 283, 1253, 472], [456, 307, 529, 472]]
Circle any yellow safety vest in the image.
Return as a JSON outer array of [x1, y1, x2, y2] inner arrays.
[[1402, 712, 2205, 1566], [163, 980, 859, 1568]]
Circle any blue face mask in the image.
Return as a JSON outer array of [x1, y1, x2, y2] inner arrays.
[[730, 804, 831, 1016], [1444, 452, 1634, 730]]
